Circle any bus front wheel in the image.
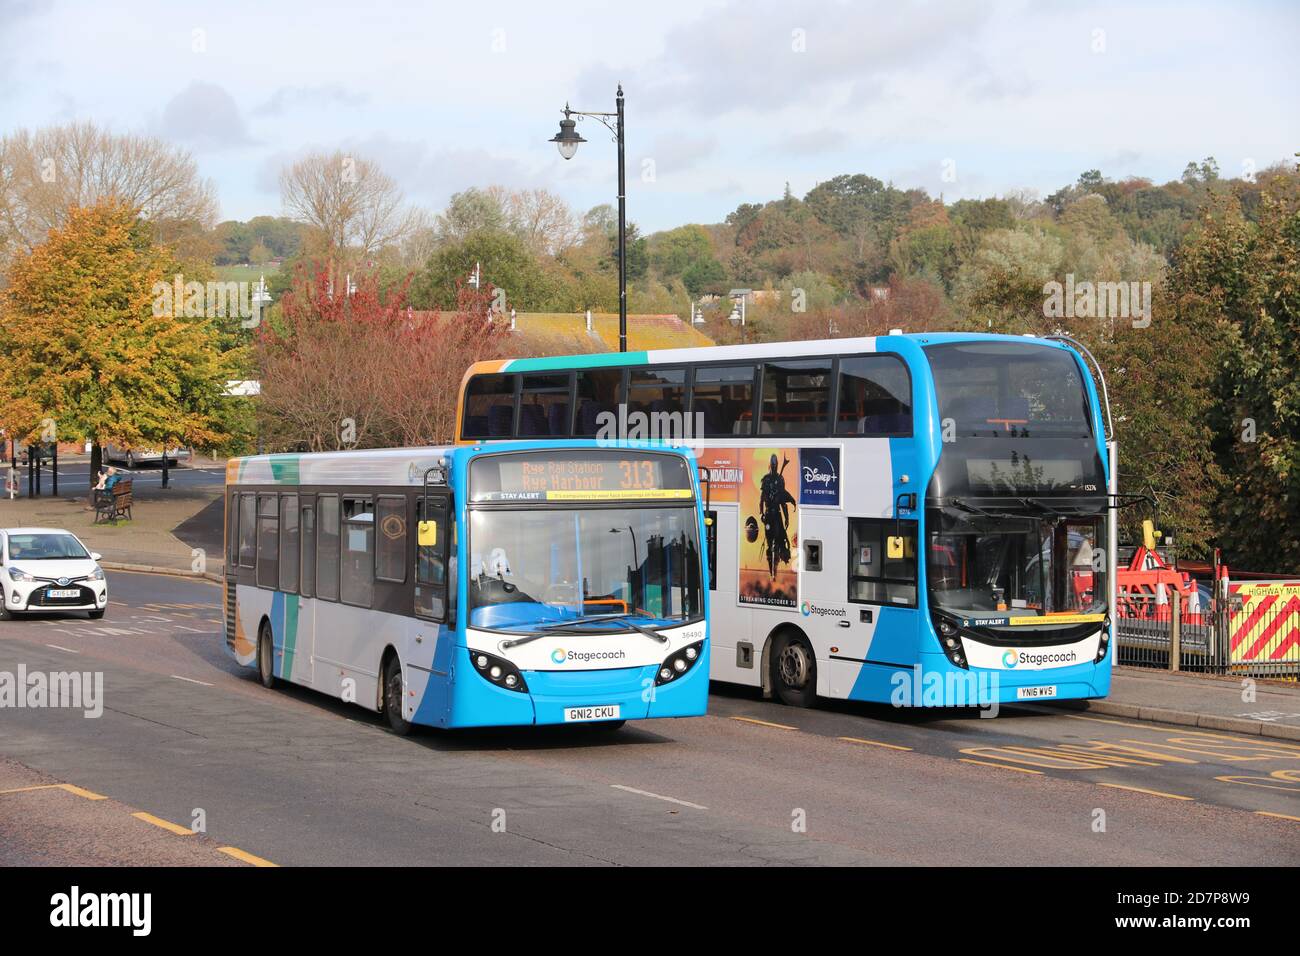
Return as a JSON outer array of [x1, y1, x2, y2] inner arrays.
[[257, 621, 278, 689], [383, 655, 413, 736], [772, 631, 817, 708]]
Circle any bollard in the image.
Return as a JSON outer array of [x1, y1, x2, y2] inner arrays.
[[1170, 588, 1182, 672]]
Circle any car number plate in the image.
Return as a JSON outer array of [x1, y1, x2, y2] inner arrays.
[[46, 589, 79, 598], [1016, 685, 1057, 700], [563, 705, 621, 722]]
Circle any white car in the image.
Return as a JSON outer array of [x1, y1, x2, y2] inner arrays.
[[0, 528, 108, 620], [104, 445, 190, 468]]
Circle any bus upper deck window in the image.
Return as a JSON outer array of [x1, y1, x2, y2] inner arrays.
[[463, 373, 516, 439], [836, 356, 912, 436]]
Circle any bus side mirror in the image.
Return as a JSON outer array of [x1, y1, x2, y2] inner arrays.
[[418, 520, 438, 547], [887, 536, 905, 560]]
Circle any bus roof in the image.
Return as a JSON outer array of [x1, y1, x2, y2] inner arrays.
[[464, 331, 1079, 377], [225, 440, 697, 487]]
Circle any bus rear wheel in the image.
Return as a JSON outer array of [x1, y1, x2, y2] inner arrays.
[[383, 655, 413, 736], [772, 631, 817, 708], [257, 621, 278, 688]]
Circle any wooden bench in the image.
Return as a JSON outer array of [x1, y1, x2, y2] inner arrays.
[[93, 479, 133, 523]]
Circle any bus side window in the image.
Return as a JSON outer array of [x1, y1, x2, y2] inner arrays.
[[256, 495, 279, 588], [415, 497, 450, 621], [226, 492, 240, 567], [238, 493, 257, 568], [317, 495, 340, 602]]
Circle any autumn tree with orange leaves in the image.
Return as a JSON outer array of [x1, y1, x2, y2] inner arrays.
[[0, 199, 243, 482]]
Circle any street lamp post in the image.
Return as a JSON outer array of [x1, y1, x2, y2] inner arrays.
[[551, 85, 628, 353]]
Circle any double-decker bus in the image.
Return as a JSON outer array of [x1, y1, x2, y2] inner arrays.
[[456, 333, 1116, 708], [223, 441, 709, 732]]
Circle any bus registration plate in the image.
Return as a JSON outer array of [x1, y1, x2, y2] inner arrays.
[[1016, 685, 1057, 700], [564, 705, 621, 723]]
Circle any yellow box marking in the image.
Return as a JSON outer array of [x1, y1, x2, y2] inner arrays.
[[1256, 811, 1300, 823], [218, 846, 279, 867], [1097, 782, 1194, 801], [839, 736, 913, 751], [958, 758, 1043, 775], [0, 783, 107, 800], [132, 811, 194, 836]]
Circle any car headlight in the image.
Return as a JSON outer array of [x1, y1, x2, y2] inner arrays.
[[6, 567, 35, 583], [89, 567, 106, 581]]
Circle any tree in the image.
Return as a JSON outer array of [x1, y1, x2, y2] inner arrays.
[[435, 187, 508, 243], [0, 122, 217, 271], [279, 151, 417, 267], [410, 229, 557, 311], [0, 200, 241, 481], [256, 267, 507, 448], [1170, 183, 1300, 569]]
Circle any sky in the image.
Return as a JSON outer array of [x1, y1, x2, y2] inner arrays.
[[1, 0, 1297, 233]]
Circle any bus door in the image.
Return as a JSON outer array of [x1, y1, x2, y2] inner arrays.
[[294, 493, 317, 685], [405, 493, 454, 726], [831, 517, 921, 696]]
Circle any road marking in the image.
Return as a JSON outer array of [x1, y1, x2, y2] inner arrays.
[[958, 758, 1043, 775], [218, 846, 279, 867], [45, 644, 79, 654], [132, 811, 194, 836], [1256, 811, 1300, 823], [1097, 782, 1193, 801], [0, 783, 107, 800], [170, 675, 214, 687], [730, 715, 798, 731], [610, 784, 708, 810], [839, 735, 913, 751]]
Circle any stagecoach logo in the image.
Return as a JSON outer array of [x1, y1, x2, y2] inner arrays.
[[551, 648, 567, 664], [549, 647, 628, 665], [1002, 650, 1019, 668], [801, 601, 846, 618]]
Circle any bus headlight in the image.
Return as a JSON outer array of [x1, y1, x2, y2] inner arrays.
[[1095, 621, 1111, 663], [656, 640, 705, 685], [931, 615, 969, 670], [470, 649, 528, 693]]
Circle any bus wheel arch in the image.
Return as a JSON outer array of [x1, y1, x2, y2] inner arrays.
[[766, 624, 817, 708], [378, 645, 413, 736], [256, 616, 277, 688]]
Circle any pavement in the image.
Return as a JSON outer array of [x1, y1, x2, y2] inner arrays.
[[1065, 667, 1300, 742], [0, 570, 1296, 867], [1, 456, 226, 574]]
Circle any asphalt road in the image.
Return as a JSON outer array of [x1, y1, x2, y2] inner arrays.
[[15, 461, 226, 495], [1, 571, 1297, 866]]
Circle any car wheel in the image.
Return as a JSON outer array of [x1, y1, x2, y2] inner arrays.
[[771, 630, 817, 708], [88, 609, 105, 620], [257, 621, 278, 688], [0, 602, 12, 621], [383, 655, 413, 736]]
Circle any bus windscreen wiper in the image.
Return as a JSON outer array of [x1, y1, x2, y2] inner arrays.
[[500, 614, 668, 648]]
